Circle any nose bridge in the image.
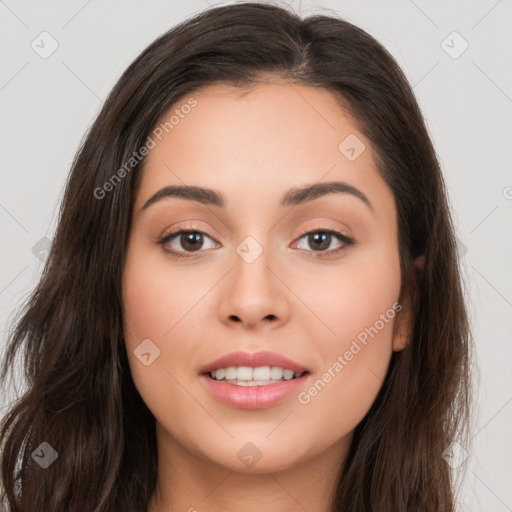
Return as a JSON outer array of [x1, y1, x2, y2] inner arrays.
[[233, 233, 276, 303], [218, 233, 289, 328]]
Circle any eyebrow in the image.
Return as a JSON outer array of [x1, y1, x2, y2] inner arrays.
[[140, 181, 373, 212]]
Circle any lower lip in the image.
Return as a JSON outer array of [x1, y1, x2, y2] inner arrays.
[[200, 373, 310, 409]]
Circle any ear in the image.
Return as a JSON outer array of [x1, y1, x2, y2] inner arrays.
[[392, 255, 425, 352]]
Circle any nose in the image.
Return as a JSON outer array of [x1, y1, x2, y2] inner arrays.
[[217, 243, 291, 330]]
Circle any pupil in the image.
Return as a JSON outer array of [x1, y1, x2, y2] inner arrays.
[[182, 232, 202, 251], [309, 232, 330, 251]]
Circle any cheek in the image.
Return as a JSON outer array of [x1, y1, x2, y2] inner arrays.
[[121, 245, 194, 408], [291, 242, 401, 348], [123, 269, 171, 342], [290, 246, 401, 441], [122, 244, 202, 343]]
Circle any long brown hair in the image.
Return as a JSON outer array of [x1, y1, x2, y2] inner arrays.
[[0, 2, 472, 511]]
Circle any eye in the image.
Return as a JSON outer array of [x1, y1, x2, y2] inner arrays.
[[292, 227, 355, 258], [158, 226, 219, 257]]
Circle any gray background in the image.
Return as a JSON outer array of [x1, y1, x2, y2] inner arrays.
[[1, 0, 511, 510]]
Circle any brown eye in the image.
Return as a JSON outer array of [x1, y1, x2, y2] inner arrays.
[[159, 229, 218, 256], [179, 232, 204, 252], [307, 232, 332, 251], [293, 228, 355, 258]]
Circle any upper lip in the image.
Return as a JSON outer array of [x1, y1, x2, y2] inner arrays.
[[199, 351, 310, 374]]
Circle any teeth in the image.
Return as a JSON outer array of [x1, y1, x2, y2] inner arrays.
[[253, 366, 271, 380], [236, 366, 253, 380], [270, 367, 283, 380], [225, 367, 237, 380], [210, 366, 305, 383], [283, 369, 294, 380]]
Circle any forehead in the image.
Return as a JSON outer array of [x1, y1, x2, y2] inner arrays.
[[134, 82, 393, 214]]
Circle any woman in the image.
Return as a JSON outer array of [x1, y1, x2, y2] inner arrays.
[[0, 2, 472, 511]]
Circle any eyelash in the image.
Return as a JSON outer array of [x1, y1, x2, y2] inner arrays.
[[157, 225, 355, 259]]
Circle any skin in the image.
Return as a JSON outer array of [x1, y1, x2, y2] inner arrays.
[[122, 82, 414, 512]]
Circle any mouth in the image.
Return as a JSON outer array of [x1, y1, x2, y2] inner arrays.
[[198, 351, 312, 409]]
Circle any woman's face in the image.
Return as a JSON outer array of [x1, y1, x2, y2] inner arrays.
[[122, 82, 408, 474]]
